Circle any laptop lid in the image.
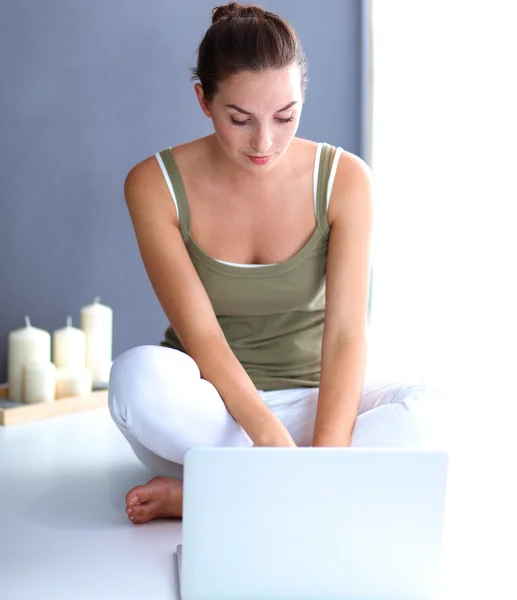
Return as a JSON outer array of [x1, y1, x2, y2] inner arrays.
[[180, 447, 449, 600]]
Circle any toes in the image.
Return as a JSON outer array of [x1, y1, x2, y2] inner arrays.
[[126, 506, 146, 524], [128, 510, 150, 525], [125, 485, 147, 507], [128, 504, 149, 518], [127, 500, 160, 523]]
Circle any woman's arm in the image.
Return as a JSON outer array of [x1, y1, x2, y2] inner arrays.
[[124, 158, 295, 447], [312, 152, 373, 447]]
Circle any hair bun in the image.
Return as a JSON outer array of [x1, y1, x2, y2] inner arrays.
[[212, 2, 265, 24]]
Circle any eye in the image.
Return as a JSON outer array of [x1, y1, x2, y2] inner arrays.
[[230, 116, 295, 126], [230, 117, 249, 126]]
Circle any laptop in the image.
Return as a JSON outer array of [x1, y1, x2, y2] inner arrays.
[[176, 447, 449, 600]]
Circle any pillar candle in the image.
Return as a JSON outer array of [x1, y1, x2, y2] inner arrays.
[[80, 296, 113, 382], [55, 367, 92, 399], [52, 316, 86, 370], [8, 317, 51, 403], [23, 361, 56, 404]]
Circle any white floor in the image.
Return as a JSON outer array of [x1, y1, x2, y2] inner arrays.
[[0, 408, 183, 600], [1, 377, 516, 599]]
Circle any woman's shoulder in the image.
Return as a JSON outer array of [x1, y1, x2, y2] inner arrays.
[[291, 139, 371, 188], [164, 136, 211, 162], [291, 137, 366, 168], [127, 136, 207, 170], [125, 137, 210, 194]]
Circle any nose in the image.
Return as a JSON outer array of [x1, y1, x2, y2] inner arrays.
[[250, 125, 272, 155]]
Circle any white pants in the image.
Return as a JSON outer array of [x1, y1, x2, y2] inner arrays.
[[108, 345, 448, 480]]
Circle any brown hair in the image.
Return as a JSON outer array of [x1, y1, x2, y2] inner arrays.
[[191, 2, 308, 104]]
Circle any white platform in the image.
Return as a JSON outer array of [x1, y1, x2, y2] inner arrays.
[[1, 400, 515, 599], [0, 408, 182, 600]]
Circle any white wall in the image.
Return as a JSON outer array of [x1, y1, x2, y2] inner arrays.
[[370, 0, 517, 403], [370, 3, 517, 596]]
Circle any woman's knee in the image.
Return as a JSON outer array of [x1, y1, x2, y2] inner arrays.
[[107, 345, 200, 425], [396, 377, 449, 408], [393, 377, 428, 404], [388, 377, 450, 419], [394, 377, 450, 439], [357, 376, 450, 449], [361, 375, 450, 419]]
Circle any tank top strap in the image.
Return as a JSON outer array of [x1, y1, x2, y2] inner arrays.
[[314, 142, 338, 237], [156, 148, 191, 243]]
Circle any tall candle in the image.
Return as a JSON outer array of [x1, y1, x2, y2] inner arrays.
[[7, 317, 51, 403], [53, 316, 86, 370], [23, 362, 56, 404], [81, 296, 113, 382]]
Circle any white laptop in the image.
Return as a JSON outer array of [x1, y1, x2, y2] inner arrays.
[[176, 447, 449, 600]]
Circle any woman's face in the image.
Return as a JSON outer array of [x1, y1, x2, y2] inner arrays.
[[195, 64, 303, 173]]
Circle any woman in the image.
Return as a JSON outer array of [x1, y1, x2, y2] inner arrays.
[[108, 2, 445, 525]]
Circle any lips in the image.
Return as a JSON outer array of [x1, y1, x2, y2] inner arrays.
[[247, 154, 272, 165]]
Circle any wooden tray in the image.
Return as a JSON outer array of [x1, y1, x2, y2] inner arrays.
[[0, 384, 108, 426]]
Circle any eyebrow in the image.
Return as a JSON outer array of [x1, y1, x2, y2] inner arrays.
[[224, 101, 298, 115]]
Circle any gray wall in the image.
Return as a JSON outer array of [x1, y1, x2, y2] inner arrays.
[[0, 0, 366, 383]]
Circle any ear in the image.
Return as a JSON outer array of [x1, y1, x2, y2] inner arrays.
[[194, 84, 212, 118]]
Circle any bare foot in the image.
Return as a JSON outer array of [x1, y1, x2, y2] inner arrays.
[[125, 476, 183, 524]]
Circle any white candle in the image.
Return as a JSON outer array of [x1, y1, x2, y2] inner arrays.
[[7, 317, 51, 403], [23, 362, 56, 404], [81, 296, 113, 382], [55, 367, 92, 399], [52, 316, 86, 370]]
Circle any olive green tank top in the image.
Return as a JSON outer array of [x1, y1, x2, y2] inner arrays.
[[155, 142, 342, 391]]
